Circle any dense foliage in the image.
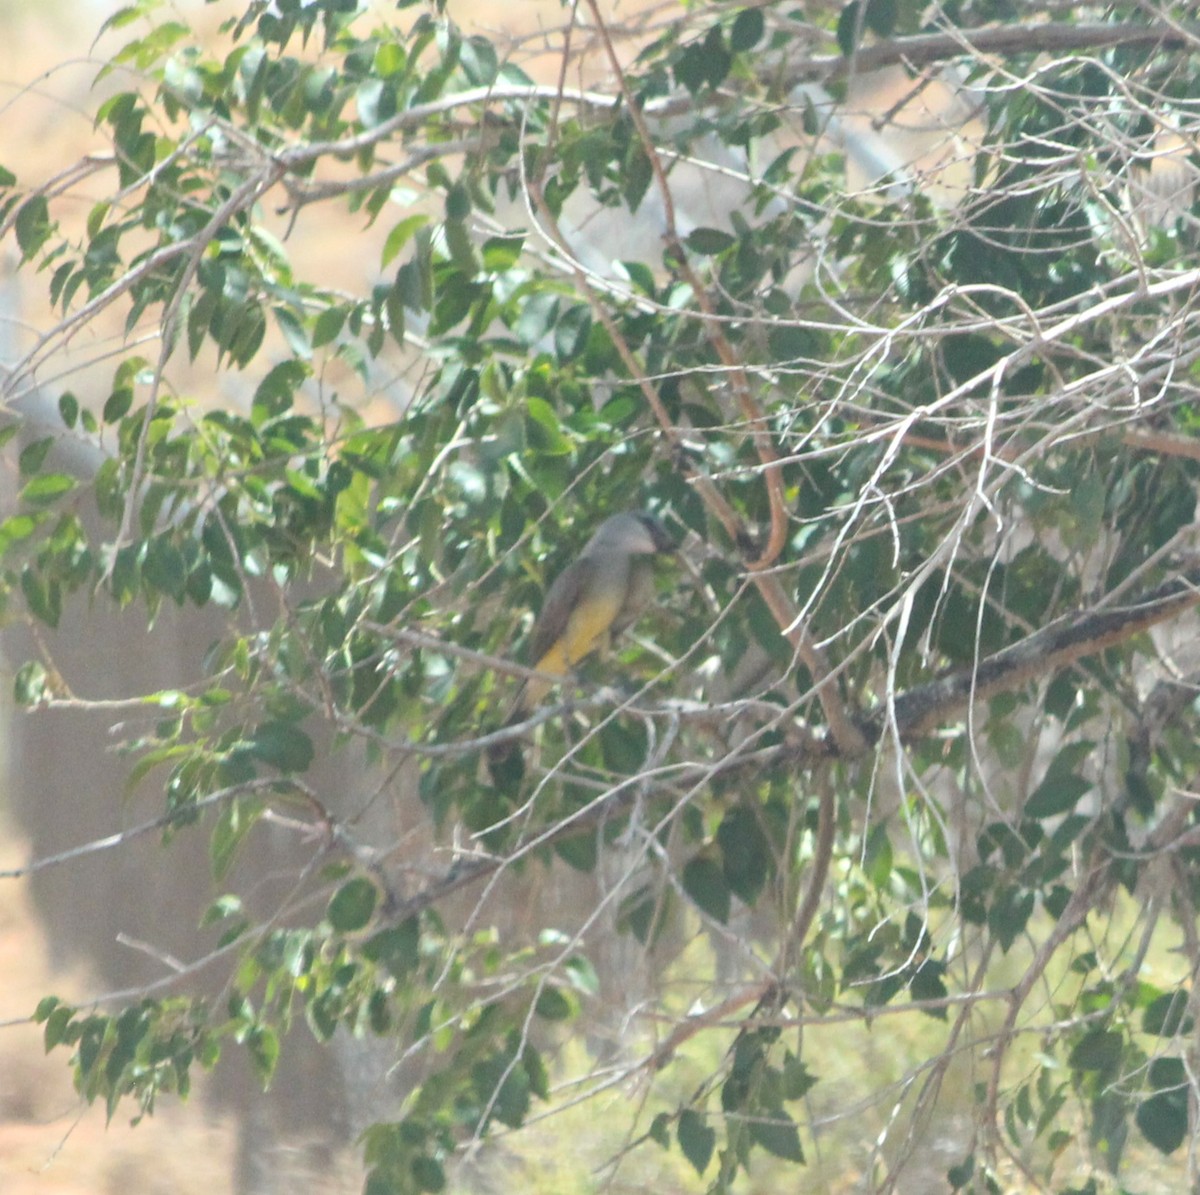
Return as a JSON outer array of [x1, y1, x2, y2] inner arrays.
[[3, 0, 1200, 1190]]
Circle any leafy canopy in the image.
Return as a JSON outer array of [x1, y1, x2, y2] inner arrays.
[[3, 0, 1200, 1191]]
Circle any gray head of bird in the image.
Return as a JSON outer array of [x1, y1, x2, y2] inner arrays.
[[584, 511, 676, 557]]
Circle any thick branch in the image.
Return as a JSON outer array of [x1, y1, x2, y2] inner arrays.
[[869, 569, 1200, 745], [382, 566, 1200, 923], [269, 23, 1199, 170]]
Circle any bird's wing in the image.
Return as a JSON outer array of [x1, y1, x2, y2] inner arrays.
[[528, 556, 590, 673]]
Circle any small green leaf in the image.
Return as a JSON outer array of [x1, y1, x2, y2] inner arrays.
[[15, 195, 52, 258], [411, 1154, 446, 1192], [19, 473, 76, 507], [58, 392, 79, 428], [328, 877, 378, 932], [1137, 1059, 1188, 1154], [362, 917, 420, 980], [948, 1154, 975, 1190], [445, 183, 470, 222], [649, 1112, 671, 1148], [619, 259, 657, 296], [13, 657, 47, 705], [534, 986, 575, 1021], [312, 306, 347, 348], [103, 387, 133, 423], [33, 995, 61, 1023], [210, 797, 264, 882], [717, 806, 771, 903], [1025, 772, 1090, 818], [1143, 991, 1193, 1037], [783, 1053, 817, 1099], [525, 397, 573, 455], [730, 8, 765, 51], [564, 955, 599, 996], [987, 885, 1034, 952], [864, 0, 897, 36], [682, 854, 731, 923], [677, 1108, 715, 1174], [1068, 1029, 1122, 1072], [751, 1112, 804, 1161], [43, 1004, 76, 1052], [247, 1024, 280, 1087], [248, 721, 314, 773], [18, 437, 53, 477], [381, 213, 429, 267], [685, 226, 736, 255], [909, 958, 948, 1016], [201, 894, 245, 928], [837, 1, 863, 56], [482, 233, 524, 271]]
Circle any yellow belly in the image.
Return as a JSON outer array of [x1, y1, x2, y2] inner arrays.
[[534, 586, 624, 676]]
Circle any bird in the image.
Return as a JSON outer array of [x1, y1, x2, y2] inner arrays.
[[488, 510, 676, 780]]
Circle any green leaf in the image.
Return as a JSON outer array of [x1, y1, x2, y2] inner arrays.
[[253, 359, 308, 419], [104, 387, 133, 423], [1142, 991, 1193, 1037], [15, 195, 52, 258], [1136, 1058, 1187, 1154], [682, 854, 731, 923], [247, 1024, 280, 1087], [553, 304, 592, 362], [247, 721, 314, 773], [201, 894, 244, 928], [864, 0, 897, 36], [411, 1154, 446, 1192], [482, 233, 524, 271], [19, 473, 76, 507], [717, 806, 771, 904], [677, 1108, 715, 1174], [381, 213, 430, 268], [1025, 771, 1090, 818], [730, 8, 765, 52], [533, 986, 575, 1022], [327, 877, 378, 932], [445, 183, 470, 222], [564, 955, 599, 996], [21, 567, 61, 627], [18, 437, 53, 477], [525, 397, 573, 455], [947, 1155, 975, 1190], [33, 995, 60, 1023], [58, 392, 79, 428], [210, 796, 264, 882], [782, 1053, 817, 1099], [16, 659, 51, 705], [751, 1111, 804, 1161], [649, 1112, 671, 1148], [619, 260, 657, 296], [312, 306, 347, 348], [987, 885, 1034, 952], [1068, 1029, 1122, 1072], [43, 1004, 75, 1052], [837, 2, 864, 56], [909, 958, 948, 1015], [685, 226, 735, 255], [362, 918, 420, 980]]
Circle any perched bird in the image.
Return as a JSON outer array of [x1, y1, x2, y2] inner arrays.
[[489, 510, 676, 780]]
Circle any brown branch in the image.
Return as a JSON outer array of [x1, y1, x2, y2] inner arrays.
[[578, 0, 864, 755], [1124, 428, 1200, 464], [870, 568, 1200, 744], [263, 23, 1199, 172], [826, 21, 1200, 81], [379, 566, 1200, 931]]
